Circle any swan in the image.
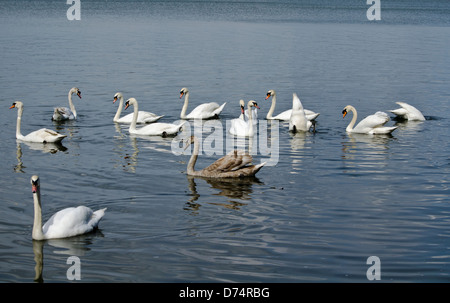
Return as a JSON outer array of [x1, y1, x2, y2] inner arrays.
[[10, 101, 67, 143], [113, 92, 164, 124], [289, 93, 314, 133], [390, 102, 425, 121], [52, 87, 82, 121], [179, 87, 226, 119], [230, 100, 259, 137], [30, 175, 106, 240], [342, 105, 397, 134], [125, 98, 184, 136], [185, 136, 266, 178], [266, 89, 320, 121]]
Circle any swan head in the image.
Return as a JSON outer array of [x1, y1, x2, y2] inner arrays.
[[113, 92, 123, 104], [180, 87, 189, 99], [249, 100, 260, 109], [124, 98, 137, 110], [31, 175, 40, 193], [342, 105, 353, 118], [71, 87, 82, 99], [9, 101, 23, 110], [239, 99, 245, 114], [265, 89, 276, 100]]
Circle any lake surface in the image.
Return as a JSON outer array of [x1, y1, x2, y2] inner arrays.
[[0, 0, 449, 283]]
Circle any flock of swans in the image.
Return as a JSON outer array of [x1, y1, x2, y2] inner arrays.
[[9, 86, 426, 240]]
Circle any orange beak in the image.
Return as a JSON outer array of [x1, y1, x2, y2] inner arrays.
[[9, 104, 15, 109], [265, 94, 270, 100], [180, 92, 184, 99], [342, 111, 347, 118], [113, 97, 117, 104]]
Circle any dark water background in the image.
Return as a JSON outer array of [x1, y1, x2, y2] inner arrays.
[[0, 0, 449, 282]]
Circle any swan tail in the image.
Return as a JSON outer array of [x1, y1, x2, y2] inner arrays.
[[90, 208, 107, 227], [213, 102, 227, 115]]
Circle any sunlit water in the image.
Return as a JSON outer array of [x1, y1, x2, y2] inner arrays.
[[0, 0, 449, 282]]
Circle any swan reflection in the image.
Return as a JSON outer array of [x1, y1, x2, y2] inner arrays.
[[14, 141, 67, 173], [185, 175, 262, 212], [32, 230, 104, 283]]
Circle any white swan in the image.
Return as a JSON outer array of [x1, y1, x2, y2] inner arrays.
[[390, 102, 425, 121], [342, 105, 397, 134], [30, 175, 106, 240], [289, 93, 314, 132], [10, 101, 67, 143], [185, 136, 266, 178], [179, 87, 226, 119], [266, 89, 320, 121], [125, 98, 184, 136], [113, 92, 164, 124], [230, 100, 259, 137], [52, 87, 81, 121]]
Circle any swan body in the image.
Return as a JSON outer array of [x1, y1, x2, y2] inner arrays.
[[113, 92, 163, 124], [125, 98, 184, 136], [10, 101, 67, 143], [266, 89, 320, 121], [52, 87, 81, 121], [185, 136, 266, 178], [390, 102, 425, 121], [30, 175, 106, 240], [289, 93, 314, 132], [230, 100, 259, 137], [342, 105, 397, 134], [179, 87, 226, 119]]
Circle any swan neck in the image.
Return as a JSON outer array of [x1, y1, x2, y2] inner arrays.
[[180, 92, 189, 119], [68, 90, 77, 118], [16, 106, 24, 140], [129, 101, 138, 132], [346, 106, 357, 132], [32, 190, 45, 240], [266, 95, 276, 119], [113, 95, 124, 122], [187, 137, 200, 175]]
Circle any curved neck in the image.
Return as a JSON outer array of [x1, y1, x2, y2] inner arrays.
[[346, 106, 358, 132], [15, 106, 24, 140], [68, 90, 77, 118], [180, 92, 189, 119], [187, 137, 200, 175], [113, 95, 124, 122], [129, 101, 138, 132], [247, 103, 254, 135], [32, 190, 45, 240], [266, 94, 276, 119]]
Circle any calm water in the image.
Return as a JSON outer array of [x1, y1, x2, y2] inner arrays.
[[0, 0, 449, 283]]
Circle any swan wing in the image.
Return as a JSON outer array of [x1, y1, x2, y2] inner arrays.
[[204, 150, 253, 172], [353, 111, 391, 133], [271, 109, 292, 121], [53, 107, 75, 120], [43, 206, 96, 239], [24, 128, 66, 143], [134, 122, 182, 136], [392, 102, 425, 121], [187, 102, 223, 119], [118, 111, 164, 124]]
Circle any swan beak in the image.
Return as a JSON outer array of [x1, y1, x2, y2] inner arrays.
[[124, 103, 130, 110], [77, 91, 82, 99], [254, 104, 260, 109], [265, 93, 271, 100], [9, 104, 16, 109], [180, 92, 184, 99], [240, 106, 245, 114], [113, 96, 118, 104], [342, 109, 347, 118], [32, 184, 37, 193]]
